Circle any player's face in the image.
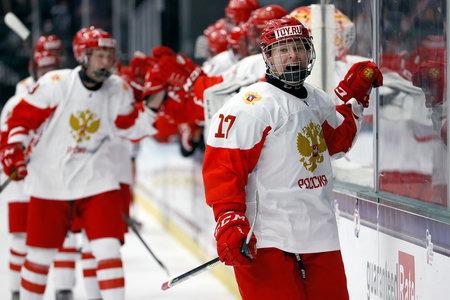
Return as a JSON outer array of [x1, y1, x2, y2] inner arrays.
[[86, 48, 115, 82], [270, 39, 308, 76]]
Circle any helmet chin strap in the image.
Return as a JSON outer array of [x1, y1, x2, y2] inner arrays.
[[94, 68, 112, 80], [79, 66, 103, 90]]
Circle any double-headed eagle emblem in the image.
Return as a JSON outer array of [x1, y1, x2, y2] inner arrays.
[[296, 121, 327, 172], [69, 109, 100, 142]]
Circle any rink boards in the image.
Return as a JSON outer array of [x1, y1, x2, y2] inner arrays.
[[336, 192, 450, 300]]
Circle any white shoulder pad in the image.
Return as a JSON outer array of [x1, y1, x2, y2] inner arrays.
[[203, 74, 259, 130]]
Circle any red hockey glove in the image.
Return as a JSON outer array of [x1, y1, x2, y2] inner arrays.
[[411, 60, 445, 108], [214, 211, 257, 267], [158, 53, 203, 91], [0, 143, 27, 180], [152, 46, 176, 59], [335, 61, 383, 107]]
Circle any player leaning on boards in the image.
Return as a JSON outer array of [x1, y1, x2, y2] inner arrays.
[[203, 16, 383, 300], [0, 26, 156, 300]]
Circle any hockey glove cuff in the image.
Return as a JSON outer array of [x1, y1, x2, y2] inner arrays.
[[214, 211, 257, 267]]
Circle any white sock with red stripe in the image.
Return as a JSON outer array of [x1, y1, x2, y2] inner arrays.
[[80, 233, 101, 299], [90, 238, 125, 300], [53, 232, 79, 291], [9, 233, 27, 293], [20, 246, 57, 300]]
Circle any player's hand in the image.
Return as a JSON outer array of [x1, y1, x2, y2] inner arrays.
[[412, 60, 445, 108], [0, 142, 27, 180], [214, 211, 257, 266], [335, 61, 383, 107], [158, 53, 203, 90]]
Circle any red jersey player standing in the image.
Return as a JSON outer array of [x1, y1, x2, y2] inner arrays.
[[203, 16, 383, 300]]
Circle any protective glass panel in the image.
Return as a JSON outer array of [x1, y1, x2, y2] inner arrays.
[[328, 1, 375, 187], [378, 0, 448, 207]]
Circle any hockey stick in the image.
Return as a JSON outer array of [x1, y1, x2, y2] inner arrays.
[[4, 12, 30, 41], [161, 257, 220, 290], [161, 197, 260, 290], [0, 177, 11, 193], [122, 214, 171, 277]]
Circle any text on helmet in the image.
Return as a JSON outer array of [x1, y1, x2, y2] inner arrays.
[[274, 25, 304, 40]]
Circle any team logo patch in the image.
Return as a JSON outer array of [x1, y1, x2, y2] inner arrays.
[[362, 67, 374, 80], [51, 74, 61, 81], [242, 91, 262, 104], [296, 121, 327, 172], [428, 67, 440, 79], [69, 109, 100, 142]]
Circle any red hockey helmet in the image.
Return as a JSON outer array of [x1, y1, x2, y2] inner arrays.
[[228, 25, 249, 58], [225, 0, 260, 25], [207, 29, 229, 55], [33, 50, 60, 69], [204, 18, 230, 38], [246, 5, 288, 54], [34, 35, 63, 55], [260, 16, 315, 86], [72, 26, 116, 63], [31, 50, 60, 79], [213, 18, 228, 31]]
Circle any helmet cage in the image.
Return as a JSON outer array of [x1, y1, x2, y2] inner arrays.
[[262, 36, 315, 86]]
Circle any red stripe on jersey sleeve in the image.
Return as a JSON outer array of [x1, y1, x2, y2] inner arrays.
[[202, 126, 271, 220], [7, 99, 55, 137], [322, 104, 357, 156], [0, 131, 8, 147], [114, 102, 143, 129]]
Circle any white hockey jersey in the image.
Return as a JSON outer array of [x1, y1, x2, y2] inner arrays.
[[202, 49, 239, 76], [6, 67, 155, 200], [203, 81, 363, 253], [220, 53, 266, 82], [15, 76, 35, 95]]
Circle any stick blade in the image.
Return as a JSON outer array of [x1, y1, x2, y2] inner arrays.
[[161, 280, 171, 290], [4, 12, 30, 40]]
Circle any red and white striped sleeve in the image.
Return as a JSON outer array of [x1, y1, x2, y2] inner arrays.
[[6, 73, 61, 145], [202, 107, 271, 220]]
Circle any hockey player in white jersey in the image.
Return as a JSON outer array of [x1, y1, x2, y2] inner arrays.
[[203, 16, 382, 300], [2, 48, 80, 300], [0, 26, 155, 300]]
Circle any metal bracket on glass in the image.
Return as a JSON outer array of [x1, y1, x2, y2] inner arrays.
[[354, 200, 360, 238], [426, 229, 433, 265], [334, 199, 340, 224]]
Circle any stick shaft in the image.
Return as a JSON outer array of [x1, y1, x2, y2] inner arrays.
[[161, 257, 220, 290], [123, 214, 170, 276]]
